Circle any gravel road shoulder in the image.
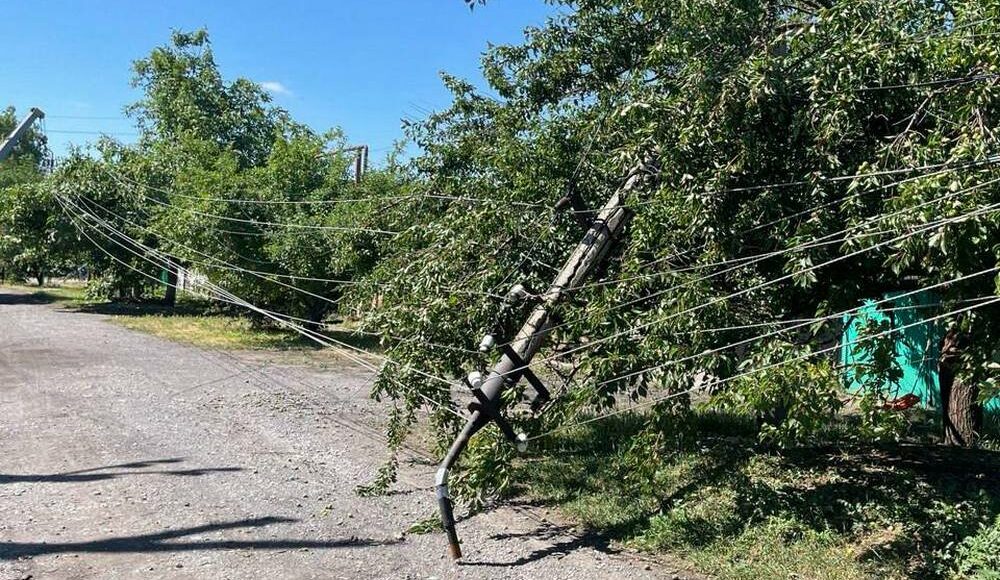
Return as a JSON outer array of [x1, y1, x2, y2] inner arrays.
[[0, 289, 700, 579]]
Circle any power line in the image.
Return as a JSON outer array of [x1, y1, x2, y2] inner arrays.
[[596, 270, 1000, 388], [72, 193, 483, 356], [131, 190, 401, 235], [45, 129, 139, 136], [58, 195, 467, 407], [71, 194, 512, 303], [581, 155, 1000, 287], [500, 196, 1000, 379], [63, 197, 466, 421], [494, 174, 1000, 353], [529, 293, 1000, 441], [46, 115, 129, 120], [63, 195, 483, 360], [108, 167, 549, 209], [856, 72, 1000, 92]]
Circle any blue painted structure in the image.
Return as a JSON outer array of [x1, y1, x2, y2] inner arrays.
[[841, 291, 999, 411]]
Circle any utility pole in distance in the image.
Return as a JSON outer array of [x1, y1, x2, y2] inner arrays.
[[319, 145, 369, 184], [347, 145, 369, 184], [0, 107, 45, 162], [435, 155, 659, 560]]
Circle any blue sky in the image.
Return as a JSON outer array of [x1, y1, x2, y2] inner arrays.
[[2, 1, 557, 160]]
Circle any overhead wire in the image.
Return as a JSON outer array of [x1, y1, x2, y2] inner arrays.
[[499, 194, 1000, 378], [71, 193, 511, 303], [100, 165, 533, 300], [57, 194, 468, 416], [59, 198, 444, 481], [595, 267, 1000, 388], [575, 154, 1000, 289], [74, 155, 1000, 382], [493, 172, 1000, 353], [529, 293, 1000, 441]]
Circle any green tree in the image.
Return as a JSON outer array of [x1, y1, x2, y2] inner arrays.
[[129, 29, 286, 169], [0, 106, 58, 284], [64, 29, 415, 317], [350, 0, 1000, 502]]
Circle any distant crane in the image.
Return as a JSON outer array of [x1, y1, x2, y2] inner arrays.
[[0, 107, 45, 162]]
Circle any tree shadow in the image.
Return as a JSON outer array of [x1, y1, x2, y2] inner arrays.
[[63, 301, 379, 352], [460, 523, 612, 567], [509, 411, 1000, 574], [72, 300, 209, 317], [0, 516, 402, 560], [0, 290, 58, 305], [741, 443, 1000, 571], [0, 458, 243, 484]]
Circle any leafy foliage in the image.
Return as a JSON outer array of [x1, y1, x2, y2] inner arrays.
[[346, 0, 1000, 505], [954, 514, 1000, 579], [0, 107, 66, 283], [1, 7, 1000, 570]]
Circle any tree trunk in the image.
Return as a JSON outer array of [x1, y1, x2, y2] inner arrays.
[[940, 327, 981, 447], [305, 300, 328, 331], [35, 268, 44, 287], [163, 263, 179, 307]]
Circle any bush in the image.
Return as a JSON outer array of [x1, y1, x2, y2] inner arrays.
[[954, 515, 1000, 579]]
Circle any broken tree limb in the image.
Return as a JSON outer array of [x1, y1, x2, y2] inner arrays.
[[435, 154, 659, 559]]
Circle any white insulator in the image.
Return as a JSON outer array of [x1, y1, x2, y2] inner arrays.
[[505, 283, 529, 303], [478, 334, 496, 352], [466, 371, 483, 389], [516, 432, 528, 453]]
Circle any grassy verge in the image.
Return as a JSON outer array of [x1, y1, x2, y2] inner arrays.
[[1, 282, 91, 306], [1, 283, 374, 352], [95, 299, 379, 352], [516, 412, 1000, 579], [109, 311, 315, 350]]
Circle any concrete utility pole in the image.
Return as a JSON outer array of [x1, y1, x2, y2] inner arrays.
[[435, 155, 659, 559], [0, 107, 45, 162], [316, 144, 369, 183], [349, 145, 369, 184]]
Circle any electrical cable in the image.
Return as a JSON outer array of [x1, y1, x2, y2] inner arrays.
[[529, 293, 1000, 441], [58, 195, 468, 413], [502, 196, 1000, 377], [494, 173, 1000, 353]]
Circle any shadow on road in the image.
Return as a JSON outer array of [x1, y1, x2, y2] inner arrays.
[[459, 520, 613, 568], [0, 290, 58, 305], [0, 516, 402, 559], [0, 458, 243, 484]]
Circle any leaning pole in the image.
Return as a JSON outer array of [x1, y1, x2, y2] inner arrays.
[[436, 155, 659, 559]]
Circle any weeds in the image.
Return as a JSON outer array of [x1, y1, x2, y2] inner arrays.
[[516, 411, 1000, 579]]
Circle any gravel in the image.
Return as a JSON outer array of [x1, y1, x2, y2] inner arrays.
[[0, 289, 701, 579]]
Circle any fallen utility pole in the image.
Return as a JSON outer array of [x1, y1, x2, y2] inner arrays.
[[0, 107, 45, 162], [436, 155, 659, 559]]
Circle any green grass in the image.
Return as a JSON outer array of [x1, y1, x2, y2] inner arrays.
[[95, 298, 378, 352], [2, 282, 90, 305], [1, 283, 376, 352], [515, 412, 1000, 579], [110, 313, 316, 350]]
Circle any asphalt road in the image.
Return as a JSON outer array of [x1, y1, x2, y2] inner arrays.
[[0, 289, 692, 579]]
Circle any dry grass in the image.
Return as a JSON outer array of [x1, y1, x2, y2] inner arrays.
[[110, 314, 312, 350]]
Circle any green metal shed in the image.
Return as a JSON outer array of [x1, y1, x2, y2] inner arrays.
[[841, 290, 999, 412]]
